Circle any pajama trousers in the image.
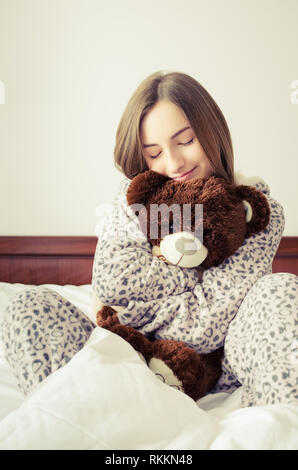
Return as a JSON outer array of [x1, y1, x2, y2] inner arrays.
[[1, 272, 297, 407]]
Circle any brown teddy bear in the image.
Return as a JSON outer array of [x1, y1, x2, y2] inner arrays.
[[96, 170, 270, 401]]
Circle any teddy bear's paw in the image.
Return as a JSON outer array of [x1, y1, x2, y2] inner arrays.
[[96, 305, 118, 326], [148, 358, 184, 393]]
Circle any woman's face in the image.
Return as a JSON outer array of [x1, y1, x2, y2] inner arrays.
[[140, 100, 213, 181]]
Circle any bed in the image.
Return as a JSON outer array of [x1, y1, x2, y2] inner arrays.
[[0, 236, 297, 450]]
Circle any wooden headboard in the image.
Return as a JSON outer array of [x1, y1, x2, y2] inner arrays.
[[0, 236, 297, 285], [0, 237, 96, 285]]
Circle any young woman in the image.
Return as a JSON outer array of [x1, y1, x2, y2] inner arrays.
[[2, 71, 297, 407]]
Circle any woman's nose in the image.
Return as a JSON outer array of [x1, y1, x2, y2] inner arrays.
[[165, 149, 184, 173]]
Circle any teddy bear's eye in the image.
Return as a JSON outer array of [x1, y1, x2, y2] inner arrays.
[[204, 228, 212, 238], [169, 223, 174, 234]]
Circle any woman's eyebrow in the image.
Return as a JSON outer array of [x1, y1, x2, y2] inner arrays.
[[142, 126, 190, 148]]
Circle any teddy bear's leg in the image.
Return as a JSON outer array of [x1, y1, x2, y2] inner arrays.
[[107, 323, 153, 363], [96, 306, 153, 363], [149, 340, 223, 401]]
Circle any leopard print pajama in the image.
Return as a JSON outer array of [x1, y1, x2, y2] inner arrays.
[[1, 272, 297, 405], [1, 286, 95, 395], [212, 272, 298, 407]]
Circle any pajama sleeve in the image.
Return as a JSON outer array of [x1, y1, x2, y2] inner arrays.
[[92, 178, 199, 306], [113, 180, 285, 354]]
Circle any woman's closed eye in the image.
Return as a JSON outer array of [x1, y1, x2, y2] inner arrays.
[[179, 137, 195, 146], [149, 137, 195, 159]]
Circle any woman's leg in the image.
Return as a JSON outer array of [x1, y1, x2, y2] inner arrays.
[[1, 286, 96, 395], [223, 272, 298, 407]]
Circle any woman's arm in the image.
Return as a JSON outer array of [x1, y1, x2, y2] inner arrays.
[[115, 182, 285, 354]]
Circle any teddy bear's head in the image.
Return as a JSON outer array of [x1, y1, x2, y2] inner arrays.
[[126, 170, 270, 270]]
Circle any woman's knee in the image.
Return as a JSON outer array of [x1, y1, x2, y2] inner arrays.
[[5, 286, 50, 311], [254, 272, 297, 291], [2, 286, 60, 331], [243, 272, 297, 316], [229, 272, 297, 341]]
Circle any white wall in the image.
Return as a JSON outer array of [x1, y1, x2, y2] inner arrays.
[[0, 0, 297, 236]]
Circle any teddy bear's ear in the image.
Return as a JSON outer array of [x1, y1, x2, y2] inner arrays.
[[126, 170, 169, 206], [235, 185, 271, 237]]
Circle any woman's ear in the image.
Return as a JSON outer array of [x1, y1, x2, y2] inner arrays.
[[126, 170, 169, 206], [235, 185, 271, 237]]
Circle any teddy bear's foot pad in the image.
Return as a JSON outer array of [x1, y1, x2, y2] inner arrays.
[[148, 358, 184, 393]]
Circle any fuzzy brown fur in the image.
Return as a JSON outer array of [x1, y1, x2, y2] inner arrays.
[[126, 172, 270, 269], [97, 170, 270, 401]]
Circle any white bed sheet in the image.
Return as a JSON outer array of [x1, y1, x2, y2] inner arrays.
[[0, 282, 297, 450]]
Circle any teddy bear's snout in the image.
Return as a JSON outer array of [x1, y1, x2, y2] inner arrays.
[[174, 237, 198, 255], [160, 231, 208, 268]]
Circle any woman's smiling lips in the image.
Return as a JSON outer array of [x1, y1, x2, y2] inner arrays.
[[173, 166, 198, 181]]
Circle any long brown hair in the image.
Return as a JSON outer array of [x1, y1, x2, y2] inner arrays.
[[114, 71, 234, 183]]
